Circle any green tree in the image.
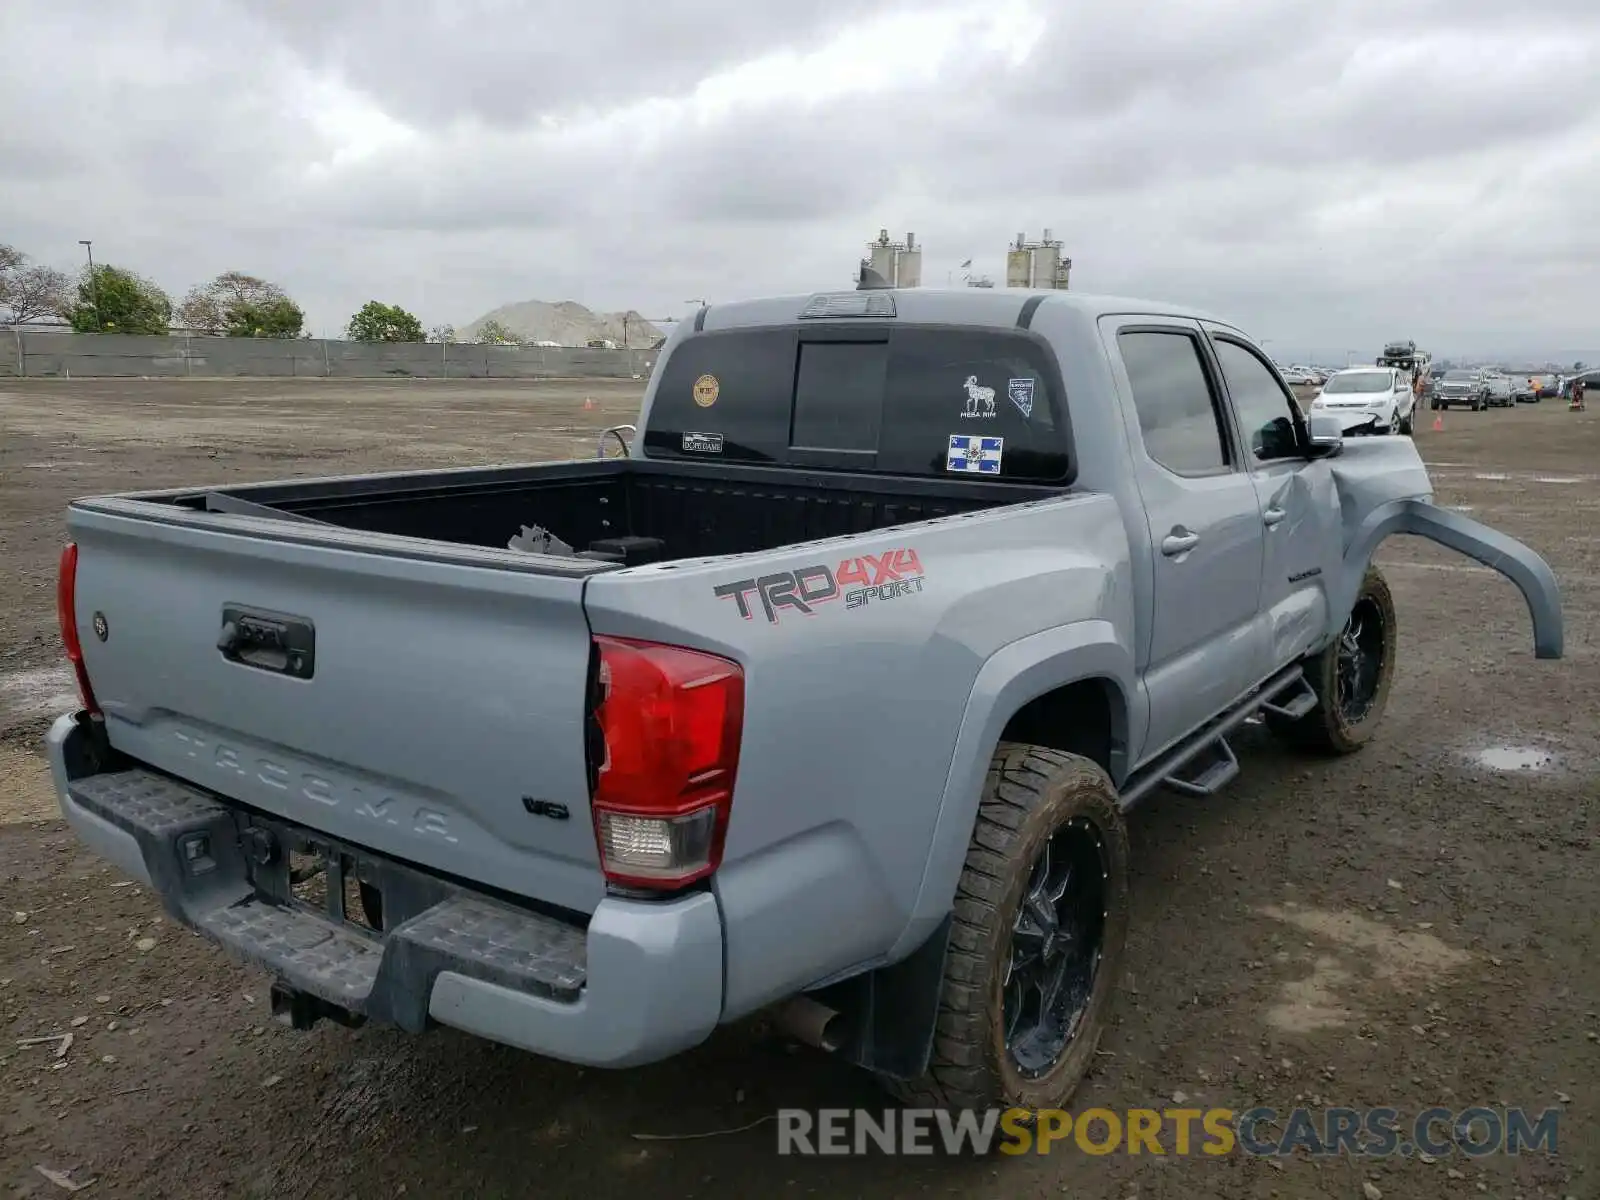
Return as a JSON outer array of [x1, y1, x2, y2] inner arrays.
[[178, 271, 303, 337], [474, 318, 520, 345], [67, 265, 172, 335], [346, 301, 424, 343], [0, 244, 71, 325], [224, 297, 305, 338], [427, 323, 457, 343]]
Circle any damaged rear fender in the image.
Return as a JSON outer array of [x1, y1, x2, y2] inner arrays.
[[1333, 498, 1563, 660]]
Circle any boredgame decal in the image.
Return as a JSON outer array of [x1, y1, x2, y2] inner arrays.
[[714, 548, 925, 624]]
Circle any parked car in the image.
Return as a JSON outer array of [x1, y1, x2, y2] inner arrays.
[[1512, 377, 1538, 403], [43, 287, 1565, 1116], [1432, 368, 1490, 410], [1532, 375, 1560, 400], [1308, 367, 1417, 435], [1484, 372, 1515, 408]]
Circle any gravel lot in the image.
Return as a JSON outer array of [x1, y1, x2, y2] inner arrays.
[[2, 379, 1597, 1199]]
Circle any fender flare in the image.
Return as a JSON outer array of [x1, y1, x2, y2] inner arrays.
[[886, 620, 1138, 961], [1333, 498, 1563, 660]]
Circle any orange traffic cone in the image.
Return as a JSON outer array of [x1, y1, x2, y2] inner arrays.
[[1432, 412, 1443, 432], [583, 396, 596, 411]]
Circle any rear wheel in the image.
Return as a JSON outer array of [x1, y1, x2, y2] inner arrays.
[[1267, 566, 1396, 755], [1398, 407, 1414, 435], [880, 745, 1130, 1112]]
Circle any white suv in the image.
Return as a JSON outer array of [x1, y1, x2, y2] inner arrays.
[[1308, 367, 1417, 435]]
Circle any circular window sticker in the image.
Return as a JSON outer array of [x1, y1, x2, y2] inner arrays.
[[692, 374, 720, 408]]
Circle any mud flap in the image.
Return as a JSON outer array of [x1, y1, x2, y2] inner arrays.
[[805, 913, 953, 1081], [1334, 499, 1563, 660]]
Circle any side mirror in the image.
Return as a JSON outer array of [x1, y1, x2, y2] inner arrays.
[[1305, 413, 1344, 458]]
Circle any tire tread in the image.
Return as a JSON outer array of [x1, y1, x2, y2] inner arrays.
[[881, 744, 1125, 1110]]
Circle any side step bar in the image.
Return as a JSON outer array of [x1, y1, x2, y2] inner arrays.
[[1119, 664, 1312, 811], [1259, 675, 1318, 721], [1162, 737, 1239, 797]]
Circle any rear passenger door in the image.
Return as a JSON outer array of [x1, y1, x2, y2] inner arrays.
[[1103, 319, 1268, 762]]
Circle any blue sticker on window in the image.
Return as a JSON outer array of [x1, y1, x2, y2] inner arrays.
[[947, 434, 1003, 474]]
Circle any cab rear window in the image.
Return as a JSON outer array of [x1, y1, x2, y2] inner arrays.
[[641, 325, 1073, 484]]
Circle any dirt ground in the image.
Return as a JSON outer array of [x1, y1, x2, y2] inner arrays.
[[1, 379, 1596, 1199]]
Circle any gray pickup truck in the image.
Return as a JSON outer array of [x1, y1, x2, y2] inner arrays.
[[46, 287, 1563, 1114]]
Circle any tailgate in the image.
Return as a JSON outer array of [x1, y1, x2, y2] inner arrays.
[[67, 504, 606, 915]]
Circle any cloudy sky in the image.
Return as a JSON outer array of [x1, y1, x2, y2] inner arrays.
[[2, 0, 1597, 358]]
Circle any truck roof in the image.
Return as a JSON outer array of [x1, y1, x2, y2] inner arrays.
[[697, 287, 1239, 335]]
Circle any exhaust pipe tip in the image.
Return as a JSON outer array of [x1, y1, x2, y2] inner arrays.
[[774, 996, 844, 1053]]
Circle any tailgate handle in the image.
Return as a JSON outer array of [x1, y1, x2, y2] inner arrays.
[[218, 606, 315, 680]]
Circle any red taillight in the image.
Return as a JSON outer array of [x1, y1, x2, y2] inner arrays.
[[57, 542, 101, 716], [588, 636, 744, 889]]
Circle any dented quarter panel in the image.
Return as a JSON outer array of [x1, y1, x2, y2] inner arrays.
[[1322, 433, 1435, 545]]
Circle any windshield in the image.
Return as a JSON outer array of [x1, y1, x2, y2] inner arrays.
[[1443, 370, 1477, 381], [1323, 372, 1393, 394]]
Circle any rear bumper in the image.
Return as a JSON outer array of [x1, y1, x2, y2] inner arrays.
[[45, 713, 724, 1068]]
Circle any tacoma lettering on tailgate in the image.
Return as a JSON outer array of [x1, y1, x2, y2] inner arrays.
[[714, 548, 925, 624], [171, 727, 459, 844]]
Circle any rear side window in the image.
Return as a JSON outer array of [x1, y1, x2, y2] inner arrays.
[[643, 325, 1071, 482], [1117, 330, 1229, 475]]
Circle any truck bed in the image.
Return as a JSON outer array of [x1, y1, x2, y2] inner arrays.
[[61, 452, 1079, 920], [149, 458, 1059, 565]]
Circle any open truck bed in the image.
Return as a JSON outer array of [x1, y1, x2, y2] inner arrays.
[[129, 458, 1057, 568], [59, 451, 1078, 924]]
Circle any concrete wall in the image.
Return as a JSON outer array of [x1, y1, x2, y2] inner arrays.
[[1, 331, 658, 380]]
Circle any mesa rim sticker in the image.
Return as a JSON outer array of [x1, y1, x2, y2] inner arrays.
[[947, 434, 1003, 474], [692, 374, 720, 408], [961, 375, 997, 419], [1008, 377, 1036, 419]]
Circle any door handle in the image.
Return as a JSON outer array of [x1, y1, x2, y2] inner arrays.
[[1161, 530, 1200, 557], [1263, 505, 1287, 527]]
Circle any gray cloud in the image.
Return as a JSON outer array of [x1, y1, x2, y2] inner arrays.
[[1, 0, 1596, 357], [233, 0, 923, 128]]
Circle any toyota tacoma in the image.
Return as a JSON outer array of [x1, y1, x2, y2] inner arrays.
[[46, 287, 1563, 1113]]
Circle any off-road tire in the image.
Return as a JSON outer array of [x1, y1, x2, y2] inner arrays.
[[879, 744, 1130, 1112], [1267, 566, 1397, 755], [1398, 408, 1414, 435]]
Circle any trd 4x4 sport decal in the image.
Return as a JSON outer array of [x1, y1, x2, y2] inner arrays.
[[714, 548, 925, 625]]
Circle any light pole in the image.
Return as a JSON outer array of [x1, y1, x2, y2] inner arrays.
[[78, 240, 99, 328]]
